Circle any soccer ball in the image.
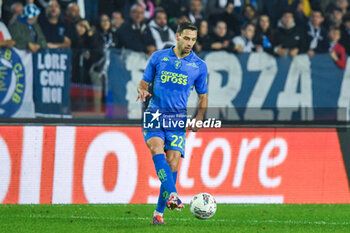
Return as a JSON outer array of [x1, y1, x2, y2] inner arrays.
[[190, 193, 217, 219]]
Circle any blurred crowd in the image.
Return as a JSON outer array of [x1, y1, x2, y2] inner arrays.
[[0, 0, 350, 111], [1, 0, 350, 67]]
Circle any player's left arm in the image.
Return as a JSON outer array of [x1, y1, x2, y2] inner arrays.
[[189, 93, 207, 132]]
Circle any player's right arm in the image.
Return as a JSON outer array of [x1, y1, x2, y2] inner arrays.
[[136, 52, 158, 102], [136, 80, 151, 102]]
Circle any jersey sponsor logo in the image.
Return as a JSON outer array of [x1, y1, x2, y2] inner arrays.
[[186, 62, 199, 68], [161, 57, 169, 62], [174, 60, 182, 69], [160, 71, 188, 86]]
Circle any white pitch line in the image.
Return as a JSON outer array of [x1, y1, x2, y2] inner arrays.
[[0, 214, 349, 226], [147, 195, 284, 204]]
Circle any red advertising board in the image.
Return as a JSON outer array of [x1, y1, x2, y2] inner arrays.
[[0, 126, 349, 204]]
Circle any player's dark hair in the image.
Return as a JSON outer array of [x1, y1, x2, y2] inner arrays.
[[176, 21, 198, 34]]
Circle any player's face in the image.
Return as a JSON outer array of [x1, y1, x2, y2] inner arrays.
[[176, 29, 197, 54]]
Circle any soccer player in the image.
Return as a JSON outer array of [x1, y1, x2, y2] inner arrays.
[[136, 21, 208, 225]]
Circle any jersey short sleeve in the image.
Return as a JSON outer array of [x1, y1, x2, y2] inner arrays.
[[142, 52, 158, 83], [195, 62, 208, 94]]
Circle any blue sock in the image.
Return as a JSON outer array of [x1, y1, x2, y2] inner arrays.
[[156, 171, 178, 213], [152, 154, 177, 202]]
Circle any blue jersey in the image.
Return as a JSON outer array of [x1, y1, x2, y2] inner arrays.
[[142, 47, 208, 113]]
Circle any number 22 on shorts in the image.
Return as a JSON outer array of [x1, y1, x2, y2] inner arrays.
[[171, 135, 184, 149]]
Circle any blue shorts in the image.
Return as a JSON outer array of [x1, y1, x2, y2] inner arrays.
[[143, 128, 186, 157]]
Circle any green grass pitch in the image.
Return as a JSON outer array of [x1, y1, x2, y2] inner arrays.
[[0, 204, 349, 232]]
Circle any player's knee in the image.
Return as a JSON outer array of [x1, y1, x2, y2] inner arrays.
[[166, 157, 179, 172], [147, 142, 164, 155]]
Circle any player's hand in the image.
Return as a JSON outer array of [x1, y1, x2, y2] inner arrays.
[[136, 89, 152, 102], [187, 118, 202, 132], [188, 124, 199, 132]]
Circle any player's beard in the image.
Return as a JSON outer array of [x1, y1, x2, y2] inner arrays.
[[180, 44, 192, 56]]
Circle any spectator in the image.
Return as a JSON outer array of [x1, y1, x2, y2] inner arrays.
[[148, 9, 176, 50], [340, 13, 350, 54], [241, 4, 256, 24], [64, 2, 81, 26], [116, 4, 156, 55], [244, 0, 258, 10], [325, 7, 344, 29], [208, 2, 241, 36], [260, 0, 299, 26], [71, 19, 95, 84], [294, 1, 309, 29], [169, 11, 190, 32], [73, 19, 94, 50], [188, 0, 204, 26], [320, 0, 334, 14], [0, 21, 16, 48], [300, 0, 312, 17], [209, 21, 235, 52], [335, 0, 349, 15], [98, 0, 128, 17], [138, 0, 155, 19], [94, 14, 118, 50], [36, 0, 51, 9], [63, 3, 81, 48], [253, 14, 274, 54], [158, 0, 188, 19], [39, 0, 71, 49], [205, 0, 234, 16], [329, 26, 346, 69], [90, 14, 118, 113], [1, 0, 24, 25], [305, 9, 329, 57], [122, 0, 155, 20], [273, 11, 304, 57], [36, 0, 74, 11], [8, 2, 24, 25], [110, 11, 124, 33], [233, 22, 257, 53], [195, 19, 211, 52], [8, 3, 46, 52]]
